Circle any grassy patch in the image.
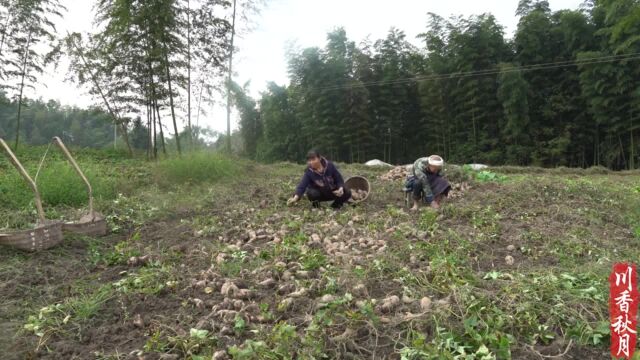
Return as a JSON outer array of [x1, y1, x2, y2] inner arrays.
[[23, 284, 113, 350], [0, 160, 118, 208], [153, 152, 242, 187]]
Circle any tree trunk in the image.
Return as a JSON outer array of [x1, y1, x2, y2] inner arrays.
[[119, 121, 131, 154], [146, 102, 152, 160], [618, 135, 627, 170], [595, 125, 600, 166], [631, 113, 635, 170], [196, 79, 205, 132], [0, 13, 11, 56], [152, 99, 157, 159], [163, 45, 181, 155], [154, 99, 167, 156], [14, 31, 32, 151], [187, 0, 192, 148], [226, 0, 237, 153]]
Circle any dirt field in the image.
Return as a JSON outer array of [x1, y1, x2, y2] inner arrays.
[[1, 162, 638, 359]]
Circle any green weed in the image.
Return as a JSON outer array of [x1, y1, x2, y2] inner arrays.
[[113, 266, 176, 295], [23, 284, 113, 349], [476, 170, 507, 183]]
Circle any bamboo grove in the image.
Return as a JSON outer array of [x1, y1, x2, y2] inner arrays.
[[0, 0, 252, 156], [233, 0, 640, 169]]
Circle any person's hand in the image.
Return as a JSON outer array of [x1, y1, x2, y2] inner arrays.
[[430, 200, 440, 209], [332, 187, 344, 197], [287, 195, 300, 206]]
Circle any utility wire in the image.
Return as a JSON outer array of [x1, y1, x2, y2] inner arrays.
[[287, 52, 640, 93]]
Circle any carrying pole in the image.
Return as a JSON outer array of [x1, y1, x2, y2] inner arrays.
[[52, 137, 94, 215]]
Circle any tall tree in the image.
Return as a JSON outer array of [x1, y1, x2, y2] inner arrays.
[[225, 0, 237, 153], [4, 0, 64, 149]]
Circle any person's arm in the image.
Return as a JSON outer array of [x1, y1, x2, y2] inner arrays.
[[332, 163, 345, 189], [294, 171, 310, 198]]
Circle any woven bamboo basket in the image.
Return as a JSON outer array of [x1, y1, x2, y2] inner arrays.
[[345, 176, 371, 203], [0, 138, 65, 251], [0, 221, 64, 251], [62, 213, 108, 236], [52, 137, 108, 237]]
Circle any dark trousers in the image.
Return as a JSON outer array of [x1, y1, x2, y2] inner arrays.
[[306, 187, 352, 208], [412, 177, 429, 201]]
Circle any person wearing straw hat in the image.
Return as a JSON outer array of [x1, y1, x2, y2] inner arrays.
[[287, 149, 352, 209], [410, 154, 451, 211]]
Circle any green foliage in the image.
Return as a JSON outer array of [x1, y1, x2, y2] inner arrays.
[[23, 284, 113, 340], [418, 209, 438, 234], [113, 266, 177, 295], [234, 1, 639, 170], [153, 152, 241, 186], [0, 159, 118, 210], [474, 170, 507, 183], [89, 232, 142, 266]]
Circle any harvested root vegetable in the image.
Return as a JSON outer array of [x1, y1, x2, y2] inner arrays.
[[402, 312, 424, 322], [191, 298, 205, 309], [289, 288, 308, 298], [505, 255, 515, 266], [278, 297, 294, 311], [193, 280, 207, 289], [215, 309, 238, 322], [319, 294, 336, 304], [352, 284, 367, 297], [133, 313, 144, 328], [350, 189, 369, 201], [331, 328, 355, 342], [234, 288, 252, 300], [258, 278, 276, 288], [379, 295, 401, 313], [420, 297, 432, 312], [220, 282, 239, 297], [379, 166, 410, 181], [159, 354, 179, 360], [220, 326, 234, 336], [296, 270, 310, 279], [127, 255, 151, 267], [282, 270, 293, 281], [277, 283, 295, 295], [244, 303, 260, 315], [212, 350, 228, 360], [216, 253, 227, 264]]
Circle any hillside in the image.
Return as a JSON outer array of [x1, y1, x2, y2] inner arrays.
[[1, 153, 639, 359]]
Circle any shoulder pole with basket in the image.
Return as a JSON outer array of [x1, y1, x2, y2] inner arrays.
[[0, 138, 64, 251], [51, 136, 108, 236]]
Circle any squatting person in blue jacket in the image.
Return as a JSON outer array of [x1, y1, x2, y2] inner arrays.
[[287, 149, 352, 209]]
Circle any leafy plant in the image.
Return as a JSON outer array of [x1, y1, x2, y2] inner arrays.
[[113, 266, 176, 295], [475, 170, 507, 183]]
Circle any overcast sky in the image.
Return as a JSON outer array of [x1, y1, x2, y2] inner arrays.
[[35, 0, 583, 133]]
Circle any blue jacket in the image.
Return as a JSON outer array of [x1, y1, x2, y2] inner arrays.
[[295, 158, 345, 197]]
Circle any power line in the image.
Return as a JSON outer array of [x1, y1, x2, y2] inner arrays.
[[287, 52, 640, 93]]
